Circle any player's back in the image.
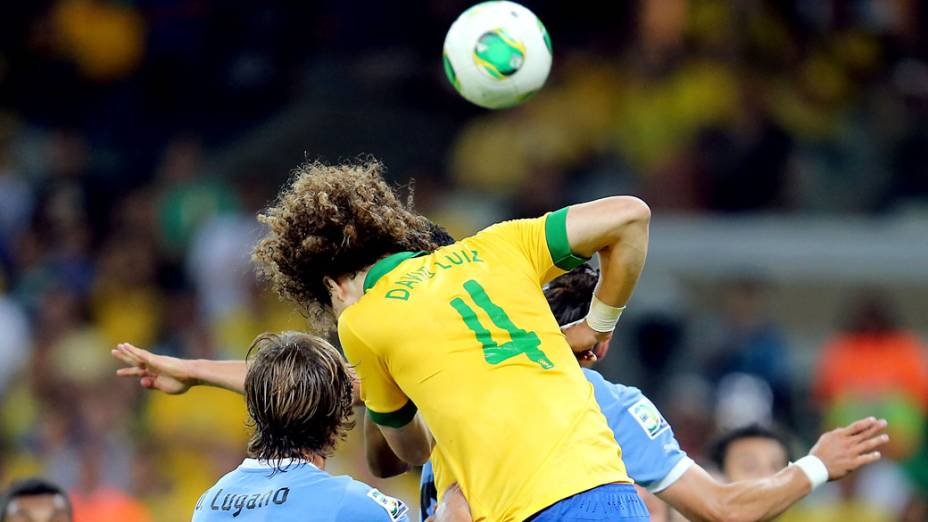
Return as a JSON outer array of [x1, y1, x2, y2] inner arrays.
[[340, 213, 631, 521], [191, 459, 409, 522]]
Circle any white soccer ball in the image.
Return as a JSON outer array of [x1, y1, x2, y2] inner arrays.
[[443, 1, 552, 109]]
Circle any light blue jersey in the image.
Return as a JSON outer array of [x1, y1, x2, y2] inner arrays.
[[193, 458, 409, 522], [420, 369, 693, 520]]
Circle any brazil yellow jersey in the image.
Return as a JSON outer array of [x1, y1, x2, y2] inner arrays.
[[338, 209, 631, 522]]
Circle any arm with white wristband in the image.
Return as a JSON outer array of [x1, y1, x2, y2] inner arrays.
[[655, 417, 889, 522], [790, 455, 830, 490], [554, 197, 650, 356]]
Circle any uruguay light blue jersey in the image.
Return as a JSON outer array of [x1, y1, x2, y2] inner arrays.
[[420, 369, 693, 521], [193, 458, 409, 522]]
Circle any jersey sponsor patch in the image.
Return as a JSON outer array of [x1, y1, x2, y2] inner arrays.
[[628, 397, 670, 439], [367, 488, 408, 521]]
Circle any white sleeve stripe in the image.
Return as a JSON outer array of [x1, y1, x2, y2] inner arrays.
[[646, 456, 695, 493]]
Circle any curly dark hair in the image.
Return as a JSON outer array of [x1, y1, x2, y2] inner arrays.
[[543, 263, 600, 326], [244, 331, 356, 470], [253, 160, 435, 330]]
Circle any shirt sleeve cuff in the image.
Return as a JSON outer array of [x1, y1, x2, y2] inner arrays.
[[367, 400, 418, 428], [544, 207, 590, 271], [647, 456, 695, 494]]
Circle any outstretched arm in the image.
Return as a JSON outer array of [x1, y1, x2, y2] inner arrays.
[[658, 417, 888, 522], [112, 343, 247, 394]]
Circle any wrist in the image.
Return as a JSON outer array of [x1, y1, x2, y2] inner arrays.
[[184, 359, 204, 387], [585, 295, 625, 333], [791, 455, 829, 491]]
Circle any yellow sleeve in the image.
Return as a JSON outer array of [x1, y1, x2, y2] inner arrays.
[[338, 316, 416, 428], [481, 207, 590, 284]]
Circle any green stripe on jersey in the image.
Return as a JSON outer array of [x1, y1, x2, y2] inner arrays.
[[367, 400, 418, 428], [544, 207, 590, 271]]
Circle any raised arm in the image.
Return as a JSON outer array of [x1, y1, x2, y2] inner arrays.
[[565, 196, 651, 308], [112, 343, 247, 394], [559, 197, 650, 354], [658, 417, 888, 522]]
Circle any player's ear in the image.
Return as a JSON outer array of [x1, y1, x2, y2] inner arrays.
[[323, 276, 339, 295]]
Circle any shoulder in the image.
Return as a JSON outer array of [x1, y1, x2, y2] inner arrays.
[[582, 368, 642, 405], [337, 307, 376, 350], [336, 480, 410, 522]]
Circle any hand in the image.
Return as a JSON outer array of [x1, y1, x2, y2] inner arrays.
[[111, 343, 198, 395], [809, 417, 889, 481], [561, 319, 612, 366], [430, 483, 471, 522]]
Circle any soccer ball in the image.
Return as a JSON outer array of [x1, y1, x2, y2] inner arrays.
[[443, 1, 552, 109]]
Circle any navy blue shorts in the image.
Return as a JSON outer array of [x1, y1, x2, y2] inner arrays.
[[527, 483, 650, 521]]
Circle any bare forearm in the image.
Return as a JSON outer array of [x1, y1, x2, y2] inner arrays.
[[364, 413, 410, 478], [593, 220, 648, 307], [714, 466, 810, 522], [188, 359, 248, 394], [565, 197, 650, 308], [661, 464, 810, 522]]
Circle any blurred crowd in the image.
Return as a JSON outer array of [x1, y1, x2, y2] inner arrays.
[[1, 0, 928, 520]]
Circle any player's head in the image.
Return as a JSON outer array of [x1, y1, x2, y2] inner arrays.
[[244, 331, 356, 469], [544, 263, 599, 326], [253, 160, 434, 330], [1, 478, 72, 522], [544, 263, 606, 365], [709, 424, 791, 481]]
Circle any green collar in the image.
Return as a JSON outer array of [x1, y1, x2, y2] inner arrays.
[[363, 251, 427, 293]]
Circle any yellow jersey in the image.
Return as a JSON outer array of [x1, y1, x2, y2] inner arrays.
[[339, 209, 631, 521]]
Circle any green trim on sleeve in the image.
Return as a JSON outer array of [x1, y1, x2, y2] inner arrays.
[[544, 207, 590, 271], [363, 251, 427, 294], [367, 400, 418, 428]]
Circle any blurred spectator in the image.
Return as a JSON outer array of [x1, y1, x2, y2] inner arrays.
[[155, 137, 239, 257], [49, 0, 144, 82], [706, 277, 793, 421], [1, 477, 72, 522], [816, 292, 928, 460], [708, 424, 790, 481], [0, 297, 30, 395], [69, 446, 150, 522]]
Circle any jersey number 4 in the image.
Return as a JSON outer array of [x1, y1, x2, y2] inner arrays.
[[450, 279, 553, 369]]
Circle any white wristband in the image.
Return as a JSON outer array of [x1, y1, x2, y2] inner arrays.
[[791, 455, 829, 490], [585, 295, 625, 333]]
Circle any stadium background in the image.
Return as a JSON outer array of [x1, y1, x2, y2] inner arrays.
[[1, 0, 926, 520]]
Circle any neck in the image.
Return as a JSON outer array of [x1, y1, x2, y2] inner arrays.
[[304, 452, 326, 470], [250, 453, 326, 470]]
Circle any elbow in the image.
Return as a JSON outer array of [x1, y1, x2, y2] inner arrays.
[[619, 196, 651, 225], [368, 459, 409, 479], [604, 196, 651, 232]]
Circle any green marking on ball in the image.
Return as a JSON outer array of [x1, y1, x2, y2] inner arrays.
[[537, 19, 552, 54], [473, 29, 525, 79], [443, 53, 461, 92]]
